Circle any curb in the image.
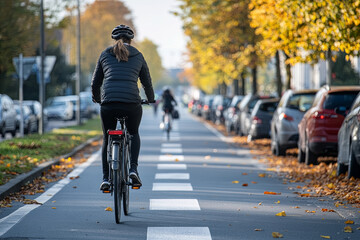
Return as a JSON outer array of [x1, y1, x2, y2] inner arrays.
[[0, 135, 101, 200]]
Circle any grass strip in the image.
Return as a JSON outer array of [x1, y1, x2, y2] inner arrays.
[[0, 117, 102, 185]]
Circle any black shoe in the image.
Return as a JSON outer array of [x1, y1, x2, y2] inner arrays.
[[100, 180, 110, 192], [129, 170, 142, 188]]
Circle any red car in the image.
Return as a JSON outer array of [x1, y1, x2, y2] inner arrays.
[[298, 86, 360, 165]]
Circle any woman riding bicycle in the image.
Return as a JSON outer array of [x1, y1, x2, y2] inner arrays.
[[91, 24, 155, 191], [161, 87, 177, 117]]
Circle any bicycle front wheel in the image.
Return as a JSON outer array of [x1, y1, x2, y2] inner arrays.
[[112, 144, 122, 224]]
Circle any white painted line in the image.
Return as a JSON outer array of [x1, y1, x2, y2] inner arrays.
[[155, 173, 189, 180], [163, 137, 180, 141], [150, 199, 200, 210], [159, 155, 184, 161], [147, 227, 212, 240], [0, 150, 101, 237], [161, 148, 183, 154], [161, 143, 182, 148], [152, 183, 193, 191], [203, 121, 232, 143], [157, 164, 187, 170]]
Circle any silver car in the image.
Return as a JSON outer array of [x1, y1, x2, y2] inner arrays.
[[0, 94, 17, 138], [270, 89, 317, 156]]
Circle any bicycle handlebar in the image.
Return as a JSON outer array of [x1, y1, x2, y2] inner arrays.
[[141, 99, 150, 105]]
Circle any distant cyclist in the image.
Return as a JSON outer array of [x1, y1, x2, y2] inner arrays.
[[91, 24, 155, 191], [161, 87, 177, 118]]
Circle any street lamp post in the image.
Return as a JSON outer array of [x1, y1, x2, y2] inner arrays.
[[76, 0, 81, 125], [39, 0, 45, 134]]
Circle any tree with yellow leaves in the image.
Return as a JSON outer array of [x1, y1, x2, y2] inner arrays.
[[176, 0, 266, 95], [62, 0, 135, 88]]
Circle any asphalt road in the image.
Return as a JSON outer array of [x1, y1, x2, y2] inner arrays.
[[0, 107, 359, 239]]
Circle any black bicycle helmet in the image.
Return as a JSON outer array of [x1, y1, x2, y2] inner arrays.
[[111, 24, 134, 40]]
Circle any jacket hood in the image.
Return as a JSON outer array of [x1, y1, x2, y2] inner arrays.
[[106, 45, 141, 58]]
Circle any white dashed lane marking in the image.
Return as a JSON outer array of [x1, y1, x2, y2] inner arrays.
[[149, 199, 200, 210]]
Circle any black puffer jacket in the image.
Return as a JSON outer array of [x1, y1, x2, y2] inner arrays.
[[91, 45, 154, 104]]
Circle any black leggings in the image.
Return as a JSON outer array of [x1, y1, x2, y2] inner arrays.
[[100, 102, 142, 180]]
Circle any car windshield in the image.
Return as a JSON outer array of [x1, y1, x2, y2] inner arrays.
[[259, 102, 278, 113], [323, 92, 359, 110], [287, 93, 316, 112]]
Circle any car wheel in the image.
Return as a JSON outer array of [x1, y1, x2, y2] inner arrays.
[[305, 140, 318, 165], [298, 147, 305, 163], [1, 125, 5, 138], [273, 133, 286, 156], [337, 162, 347, 176], [348, 143, 360, 179]]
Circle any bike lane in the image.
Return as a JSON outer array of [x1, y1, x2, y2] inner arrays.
[[0, 107, 359, 239]]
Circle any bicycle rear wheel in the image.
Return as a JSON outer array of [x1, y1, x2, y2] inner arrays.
[[123, 141, 130, 215], [112, 143, 122, 224]]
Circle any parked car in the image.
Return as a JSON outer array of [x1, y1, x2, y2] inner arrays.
[[337, 93, 360, 178], [80, 91, 99, 118], [224, 95, 244, 133], [248, 98, 279, 141], [0, 94, 17, 138], [210, 95, 232, 124], [45, 96, 74, 121], [298, 86, 360, 165], [237, 94, 272, 136], [271, 89, 317, 156], [201, 95, 214, 120], [14, 104, 37, 134]]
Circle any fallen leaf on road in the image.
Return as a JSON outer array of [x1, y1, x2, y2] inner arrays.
[[293, 206, 300, 208], [175, 158, 180, 162], [242, 183, 248, 187], [345, 220, 354, 224], [23, 199, 42, 205], [251, 181, 257, 184], [327, 183, 335, 189], [204, 155, 211, 160], [275, 211, 286, 216], [272, 232, 283, 238], [258, 202, 262, 206], [305, 210, 316, 213], [344, 226, 353, 233], [105, 207, 113, 211], [258, 173, 266, 177], [254, 229, 263, 231], [232, 181, 239, 184], [242, 173, 248, 175], [320, 235, 330, 239], [264, 191, 281, 195], [275, 200, 280, 204], [52, 207, 56, 209], [321, 208, 335, 212], [69, 176, 80, 180]]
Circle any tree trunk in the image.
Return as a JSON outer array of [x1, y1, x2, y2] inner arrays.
[[251, 66, 257, 95], [233, 79, 239, 96], [283, 53, 292, 89], [326, 50, 332, 86], [240, 71, 246, 95], [275, 50, 282, 97]]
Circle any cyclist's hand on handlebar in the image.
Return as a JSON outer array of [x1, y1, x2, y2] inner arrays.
[[141, 99, 151, 105]]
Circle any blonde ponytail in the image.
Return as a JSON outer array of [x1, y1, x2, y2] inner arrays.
[[113, 39, 129, 62]]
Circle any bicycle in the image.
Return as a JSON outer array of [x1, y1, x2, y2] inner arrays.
[[163, 109, 172, 140], [104, 99, 148, 224]]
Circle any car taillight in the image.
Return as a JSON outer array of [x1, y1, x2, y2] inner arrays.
[[188, 102, 193, 108], [108, 130, 123, 135], [279, 113, 293, 121], [312, 111, 338, 119], [218, 105, 223, 111], [252, 116, 262, 124], [204, 105, 209, 111]]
